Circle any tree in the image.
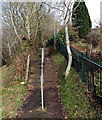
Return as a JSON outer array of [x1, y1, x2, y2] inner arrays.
[[45, 0, 81, 78], [2, 25, 20, 63], [72, 0, 92, 39], [1, 2, 55, 63], [86, 27, 101, 58]]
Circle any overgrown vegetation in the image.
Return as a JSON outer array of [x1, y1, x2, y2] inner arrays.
[[1, 64, 28, 118], [51, 52, 101, 119], [2, 2, 55, 65], [1, 51, 29, 118]]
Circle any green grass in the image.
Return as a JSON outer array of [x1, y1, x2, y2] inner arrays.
[[51, 52, 101, 119], [51, 53, 67, 77], [1, 65, 24, 88], [1, 65, 28, 118]]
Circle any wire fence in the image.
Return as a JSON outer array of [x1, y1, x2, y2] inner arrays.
[[48, 40, 102, 98]]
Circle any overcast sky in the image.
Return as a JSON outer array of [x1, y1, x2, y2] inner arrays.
[[85, 0, 101, 28]]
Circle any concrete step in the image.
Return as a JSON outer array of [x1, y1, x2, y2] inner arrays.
[[28, 81, 40, 84], [28, 83, 40, 90], [29, 77, 40, 81]]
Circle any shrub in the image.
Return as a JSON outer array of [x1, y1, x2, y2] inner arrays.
[[48, 25, 78, 44]]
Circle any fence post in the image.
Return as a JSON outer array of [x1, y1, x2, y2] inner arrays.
[[100, 70, 102, 96], [81, 53, 85, 83], [91, 63, 96, 94], [87, 63, 90, 91], [54, 41, 102, 97]]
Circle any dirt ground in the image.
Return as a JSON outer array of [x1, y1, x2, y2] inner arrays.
[[16, 48, 67, 119]]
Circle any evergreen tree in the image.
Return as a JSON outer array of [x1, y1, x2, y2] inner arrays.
[[72, 0, 92, 39]]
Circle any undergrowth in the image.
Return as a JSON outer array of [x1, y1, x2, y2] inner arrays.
[[2, 81, 27, 118], [1, 54, 28, 118], [51, 52, 101, 119]]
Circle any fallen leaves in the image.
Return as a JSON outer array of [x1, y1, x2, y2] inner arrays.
[[64, 116, 68, 119], [2, 82, 27, 118], [85, 91, 92, 94], [74, 111, 78, 116], [57, 85, 60, 88], [89, 110, 97, 116]]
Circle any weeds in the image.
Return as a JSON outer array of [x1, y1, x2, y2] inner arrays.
[[1, 54, 28, 118]]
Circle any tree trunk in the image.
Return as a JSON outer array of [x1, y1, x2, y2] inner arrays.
[[8, 43, 13, 59], [26, 14, 31, 40], [9, 3, 20, 40], [54, 22, 56, 49], [89, 43, 92, 58], [65, 25, 72, 78]]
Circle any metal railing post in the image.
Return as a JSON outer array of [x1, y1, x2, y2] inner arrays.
[[25, 55, 30, 83], [40, 48, 44, 109]]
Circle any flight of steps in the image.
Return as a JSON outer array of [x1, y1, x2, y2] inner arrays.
[[17, 48, 65, 119], [27, 58, 41, 90]]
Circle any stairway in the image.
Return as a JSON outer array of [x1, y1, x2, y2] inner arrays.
[[27, 58, 41, 90], [17, 48, 66, 119]]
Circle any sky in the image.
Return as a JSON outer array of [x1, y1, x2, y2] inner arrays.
[[0, 0, 101, 28], [85, 0, 101, 28]]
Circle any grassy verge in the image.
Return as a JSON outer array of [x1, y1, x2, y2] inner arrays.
[[51, 52, 67, 78], [1, 65, 28, 118], [51, 52, 101, 119]]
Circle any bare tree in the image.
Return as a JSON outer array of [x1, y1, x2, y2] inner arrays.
[[2, 2, 54, 43], [1, 2, 56, 63], [2, 26, 19, 61], [44, 0, 81, 77]]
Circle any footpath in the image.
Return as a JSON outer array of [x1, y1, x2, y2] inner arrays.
[[16, 47, 67, 119]]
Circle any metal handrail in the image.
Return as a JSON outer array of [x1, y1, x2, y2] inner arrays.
[[57, 41, 102, 96], [59, 42, 102, 69], [40, 48, 44, 109], [25, 55, 30, 83], [71, 46, 102, 69], [79, 54, 102, 69]]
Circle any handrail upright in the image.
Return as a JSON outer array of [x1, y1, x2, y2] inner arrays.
[[25, 55, 30, 83], [40, 48, 44, 109]]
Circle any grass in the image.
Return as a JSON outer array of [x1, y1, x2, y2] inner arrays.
[[51, 53, 67, 77], [1, 65, 28, 118], [2, 65, 17, 88], [51, 52, 101, 119]]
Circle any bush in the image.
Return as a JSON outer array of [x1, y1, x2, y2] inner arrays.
[[48, 26, 78, 44]]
